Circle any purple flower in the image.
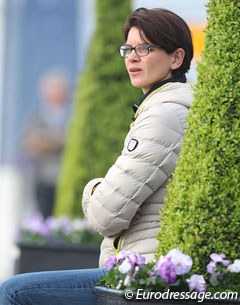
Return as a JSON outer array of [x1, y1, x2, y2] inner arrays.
[[155, 256, 176, 284], [207, 261, 216, 274], [187, 274, 206, 292], [207, 253, 230, 275], [24, 214, 50, 237], [210, 253, 230, 266], [57, 217, 73, 234], [124, 274, 135, 287], [105, 256, 118, 270], [167, 249, 193, 275], [117, 252, 146, 274], [45, 216, 59, 230], [128, 253, 146, 269], [117, 251, 129, 262]]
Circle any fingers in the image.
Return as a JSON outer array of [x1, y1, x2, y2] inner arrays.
[[133, 207, 142, 220]]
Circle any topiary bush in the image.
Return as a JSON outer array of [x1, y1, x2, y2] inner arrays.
[[55, 0, 141, 217], [156, 0, 240, 272]]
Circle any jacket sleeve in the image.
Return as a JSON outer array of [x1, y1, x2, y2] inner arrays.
[[82, 178, 103, 217], [82, 103, 187, 237]]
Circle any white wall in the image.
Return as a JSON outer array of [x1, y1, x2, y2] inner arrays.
[[0, 166, 22, 282], [0, 0, 22, 283], [0, 0, 5, 157]]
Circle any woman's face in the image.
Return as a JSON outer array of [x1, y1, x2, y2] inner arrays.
[[125, 27, 176, 93]]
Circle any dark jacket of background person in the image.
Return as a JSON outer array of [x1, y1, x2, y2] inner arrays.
[[23, 73, 71, 217]]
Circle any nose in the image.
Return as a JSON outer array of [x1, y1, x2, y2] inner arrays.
[[125, 50, 140, 62]]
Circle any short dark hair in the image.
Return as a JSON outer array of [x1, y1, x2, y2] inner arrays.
[[123, 8, 193, 77]]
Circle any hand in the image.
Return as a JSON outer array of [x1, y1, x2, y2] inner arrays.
[[133, 207, 141, 220]]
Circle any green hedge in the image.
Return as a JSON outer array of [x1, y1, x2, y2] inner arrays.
[[55, 0, 141, 217], [156, 0, 240, 272]]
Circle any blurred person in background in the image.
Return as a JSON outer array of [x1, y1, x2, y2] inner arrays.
[[23, 71, 72, 217]]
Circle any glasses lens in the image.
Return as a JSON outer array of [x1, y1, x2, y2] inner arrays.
[[119, 44, 150, 57], [135, 44, 149, 56], [119, 46, 127, 57]]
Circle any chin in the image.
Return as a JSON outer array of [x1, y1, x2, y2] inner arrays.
[[130, 80, 143, 89]]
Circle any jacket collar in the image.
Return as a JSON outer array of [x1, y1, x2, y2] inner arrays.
[[132, 75, 187, 113]]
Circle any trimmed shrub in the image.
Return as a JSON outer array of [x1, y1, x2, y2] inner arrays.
[[156, 0, 240, 272], [55, 0, 141, 217]]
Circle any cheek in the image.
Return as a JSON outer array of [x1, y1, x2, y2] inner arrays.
[[145, 59, 159, 77], [145, 56, 159, 70]]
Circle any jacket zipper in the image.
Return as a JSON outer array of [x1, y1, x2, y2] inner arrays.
[[112, 234, 122, 255], [130, 83, 175, 128]]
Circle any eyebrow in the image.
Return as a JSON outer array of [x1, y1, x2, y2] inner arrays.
[[124, 42, 147, 46]]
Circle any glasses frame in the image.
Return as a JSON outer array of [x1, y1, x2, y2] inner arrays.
[[118, 43, 162, 58]]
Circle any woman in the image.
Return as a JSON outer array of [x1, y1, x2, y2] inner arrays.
[[0, 7, 193, 305]]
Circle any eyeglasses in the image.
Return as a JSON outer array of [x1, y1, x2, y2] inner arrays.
[[118, 43, 162, 58]]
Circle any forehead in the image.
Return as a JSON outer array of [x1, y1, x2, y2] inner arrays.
[[126, 27, 149, 44]]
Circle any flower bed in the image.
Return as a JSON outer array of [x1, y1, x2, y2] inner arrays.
[[14, 214, 102, 273], [16, 243, 100, 273], [14, 213, 102, 247], [96, 249, 240, 304]]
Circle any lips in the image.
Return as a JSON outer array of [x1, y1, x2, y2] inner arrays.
[[129, 67, 142, 76]]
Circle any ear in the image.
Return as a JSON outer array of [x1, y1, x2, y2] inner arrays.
[[170, 48, 185, 70]]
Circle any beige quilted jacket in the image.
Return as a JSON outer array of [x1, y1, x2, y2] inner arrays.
[[82, 82, 193, 267]]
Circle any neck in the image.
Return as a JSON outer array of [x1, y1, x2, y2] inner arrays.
[[133, 75, 187, 113]]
